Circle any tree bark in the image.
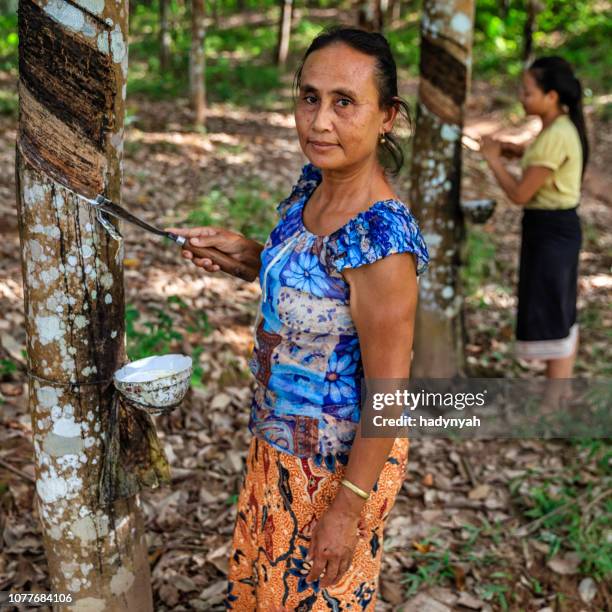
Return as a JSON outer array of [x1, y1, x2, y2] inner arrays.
[[523, 0, 541, 63], [389, 0, 401, 27], [276, 0, 293, 67], [190, 0, 206, 127], [409, 0, 475, 377], [159, 0, 171, 72], [16, 0, 153, 609], [358, 0, 384, 31], [210, 0, 218, 26]]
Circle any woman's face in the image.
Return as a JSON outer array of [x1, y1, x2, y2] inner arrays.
[[294, 42, 395, 171], [519, 70, 557, 117]]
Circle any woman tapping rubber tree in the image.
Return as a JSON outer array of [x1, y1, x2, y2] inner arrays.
[[168, 27, 429, 610], [480, 57, 589, 404]]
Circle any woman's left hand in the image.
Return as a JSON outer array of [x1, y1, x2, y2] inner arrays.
[[480, 135, 502, 161], [305, 504, 360, 588]]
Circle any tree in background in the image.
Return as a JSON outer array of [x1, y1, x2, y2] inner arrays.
[[159, 0, 171, 72], [409, 0, 475, 377], [523, 0, 544, 62], [190, 0, 206, 126], [388, 0, 402, 27], [276, 0, 294, 67], [358, 0, 385, 31], [210, 0, 220, 26]]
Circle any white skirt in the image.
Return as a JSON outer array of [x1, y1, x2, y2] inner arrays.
[[515, 322, 579, 361]]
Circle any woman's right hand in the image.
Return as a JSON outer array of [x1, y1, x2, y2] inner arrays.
[[165, 226, 252, 273]]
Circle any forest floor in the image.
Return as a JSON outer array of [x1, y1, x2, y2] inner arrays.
[[0, 68, 611, 612]]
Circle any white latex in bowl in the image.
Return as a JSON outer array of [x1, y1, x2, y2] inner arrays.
[[114, 354, 193, 414], [460, 198, 497, 224]]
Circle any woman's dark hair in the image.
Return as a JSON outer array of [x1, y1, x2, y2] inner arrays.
[[528, 56, 589, 175], [293, 26, 411, 176]]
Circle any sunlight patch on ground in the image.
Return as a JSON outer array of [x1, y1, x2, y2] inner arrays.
[[580, 273, 612, 293], [128, 128, 214, 152], [131, 268, 260, 301], [205, 105, 296, 129], [0, 278, 23, 302]]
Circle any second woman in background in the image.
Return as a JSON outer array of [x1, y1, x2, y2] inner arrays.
[[481, 56, 588, 400]]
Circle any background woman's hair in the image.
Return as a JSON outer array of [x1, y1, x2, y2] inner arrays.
[[528, 56, 590, 175], [293, 26, 411, 177]]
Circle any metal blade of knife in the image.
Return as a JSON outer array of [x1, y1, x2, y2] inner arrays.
[[92, 195, 186, 246]]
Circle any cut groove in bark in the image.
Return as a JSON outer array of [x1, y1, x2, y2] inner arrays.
[[18, 84, 107, 197], [420, 36, 467, 107], [19, 0, 117, 148]]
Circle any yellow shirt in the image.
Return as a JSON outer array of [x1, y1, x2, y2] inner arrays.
[[521, 114, 583, 210]]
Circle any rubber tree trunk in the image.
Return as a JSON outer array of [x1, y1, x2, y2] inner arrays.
[[159, 0, 171, 72], [358, 0, 384, 31], [409, 0, 475, 378], [523, 0, 541, 63], [190, 0, 206, 127], [276, 0, 293, 67], [16, 0, 153, 609], [389, 0, 401, 27], [210, 0, 218, 26]]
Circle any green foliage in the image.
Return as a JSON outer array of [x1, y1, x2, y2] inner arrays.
[[574, 438, 612, 473], [125, 303, 183, 362], [291, 19, 328, 55], [402, 524, 508, 598], [128, 2, 284, 107], [460, 228, 498, 297], [401, 539, 456, 596], [474, 0, 611, 92], [478, 581, 510, 611], [0, 87, 18, 117], [187, 178, 281, 243], [0, 13, 17, 73], [206, 23, 277, 56], [576, 301, 612, 376], [385, 19, 421, 75], [0, 358, 17, 378], [206, 59, 282, 107], [512, 442, 612, 581], [125, 296, 212, 388]]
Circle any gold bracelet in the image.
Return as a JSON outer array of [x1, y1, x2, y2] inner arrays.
[[340, 478, 369, 500]]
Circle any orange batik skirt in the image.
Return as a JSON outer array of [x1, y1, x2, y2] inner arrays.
[[223, 434, 409, 611]]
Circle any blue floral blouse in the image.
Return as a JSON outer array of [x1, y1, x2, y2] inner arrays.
[[247, 163, 429, 472]]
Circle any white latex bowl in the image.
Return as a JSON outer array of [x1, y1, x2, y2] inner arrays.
[[113, 354, 192, 415], [460, 198, 497, 224]]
